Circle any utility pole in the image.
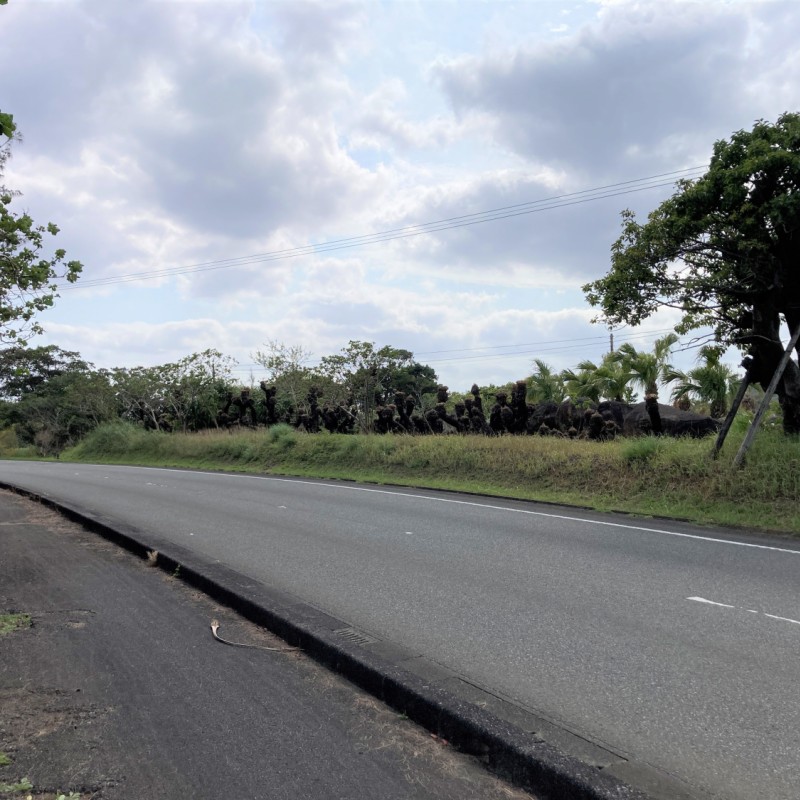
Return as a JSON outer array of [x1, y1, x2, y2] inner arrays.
[[609, 331, 614, 353]]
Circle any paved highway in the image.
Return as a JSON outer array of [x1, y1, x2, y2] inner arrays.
[[1, 461, 798, 800]]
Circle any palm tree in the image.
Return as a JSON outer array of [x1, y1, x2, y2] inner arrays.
[[560, 354, 637, 404], [663, 346, 739, 418], [597, 356, 636, 402], [560, 361, 604, 403], [528, 359, 566, 403], [612, 333, 678, 397]]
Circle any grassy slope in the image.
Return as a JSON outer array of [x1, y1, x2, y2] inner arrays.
[[50, 420, 800, 535]]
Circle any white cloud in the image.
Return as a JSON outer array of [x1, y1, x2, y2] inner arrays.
[[2, 0, 791, 391], [431, 2, 797, 177]]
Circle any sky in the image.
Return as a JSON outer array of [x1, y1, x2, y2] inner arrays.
[[1, 0, 798, 390]]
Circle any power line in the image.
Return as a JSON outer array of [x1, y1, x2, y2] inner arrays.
[[224, 327, 679, 372], [415, 329, 678, 365], [59, 166, 707, 291]]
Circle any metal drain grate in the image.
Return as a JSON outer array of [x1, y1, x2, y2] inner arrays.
[[334, 626, 378, 646]]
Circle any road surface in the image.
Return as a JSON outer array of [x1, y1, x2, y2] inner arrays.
[[1, 461, 798, 800], [0, 490, 532, 800]]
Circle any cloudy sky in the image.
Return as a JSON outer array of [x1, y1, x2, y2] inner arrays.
[[1, 0, 797, 389]]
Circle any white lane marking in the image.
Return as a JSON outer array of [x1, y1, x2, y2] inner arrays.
[[278, 505, 287, 509], [405, 531, 414, 535], [24, 464, 800, 556], [687, 597, 800, 628], [687, 596, 736, 609], [764, 613, 800, 626]]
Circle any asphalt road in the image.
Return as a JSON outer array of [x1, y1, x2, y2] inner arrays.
[[0, 490, 533, 800], [1, 461, 798, 800]]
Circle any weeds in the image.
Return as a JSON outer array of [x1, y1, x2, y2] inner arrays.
[[0, 613, 31, 636]]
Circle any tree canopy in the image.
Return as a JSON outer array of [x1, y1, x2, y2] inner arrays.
[[584, 113, 800, 432], [1, 110, 82, 343]]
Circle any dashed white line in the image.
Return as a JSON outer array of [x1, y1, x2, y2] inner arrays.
[[687, 597, 800, 627], [687, 596, 736, 609]]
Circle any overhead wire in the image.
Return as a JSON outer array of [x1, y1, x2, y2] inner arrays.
[[58, 166, 707, 291], [224, 327, 679, 373]]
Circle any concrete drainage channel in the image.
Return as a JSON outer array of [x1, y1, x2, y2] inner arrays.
[[3, 481, 696, 800]]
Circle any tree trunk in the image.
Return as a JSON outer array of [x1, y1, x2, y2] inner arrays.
[[779, 393, 800, 435], [644, 394, 663, 434], [748, 306, 800, 435]]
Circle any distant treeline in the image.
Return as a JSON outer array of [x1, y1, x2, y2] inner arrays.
[[0, 337, 750, 456]]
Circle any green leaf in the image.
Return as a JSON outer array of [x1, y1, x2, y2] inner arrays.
[[0, 111, 13, 138]]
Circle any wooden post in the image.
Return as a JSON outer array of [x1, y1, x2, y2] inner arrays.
[[711, 368, 751, 459], [733, 324, 800, 468]]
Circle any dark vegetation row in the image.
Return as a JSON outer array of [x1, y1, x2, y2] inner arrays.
[[229, 380, 721, 441]]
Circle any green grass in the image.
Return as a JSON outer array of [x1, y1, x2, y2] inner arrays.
[[0, 753, 10, 767], [47, 420, 800, 534], [0, 613, 31, 636]]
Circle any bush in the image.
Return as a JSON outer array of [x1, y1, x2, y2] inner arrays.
[[0, 426, 19, 456], [266, 423, 297, 450], [67, 421, 148, 458]]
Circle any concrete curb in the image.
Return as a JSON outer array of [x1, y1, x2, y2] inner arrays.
[[2, 480, 661, 800]]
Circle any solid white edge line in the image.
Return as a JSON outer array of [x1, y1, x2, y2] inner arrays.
[[12, 462, 800, 556], [764, 613, 800, 626]]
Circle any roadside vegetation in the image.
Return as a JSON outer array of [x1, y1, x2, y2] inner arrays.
[[45, 416, 798, 534]]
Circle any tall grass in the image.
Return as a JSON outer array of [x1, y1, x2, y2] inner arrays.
[[60, 421, 800, 534]]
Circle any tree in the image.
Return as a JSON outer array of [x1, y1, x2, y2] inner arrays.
[[1, 112, 82, 343], [663, 346, 739, 418], [611, 333, 678, 397], [317, 341, 437, 430], [0, 344, 89, 400], [253, 340, 318, 419], [1, 350, 117, 455], [584, 113, 800, 433], [594, 354, 637, 403], [568, 353, 638, 403], [528, 359, 566, 403], [560, 363, 604, 403], [113, 350, 235, 432], [389, 360, 438, 407]]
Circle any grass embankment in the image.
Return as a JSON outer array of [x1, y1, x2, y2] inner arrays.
[[50, 420, 800, 534]]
